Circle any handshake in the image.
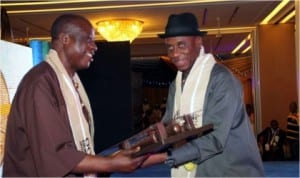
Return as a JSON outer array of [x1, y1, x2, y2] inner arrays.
[[119, 115, 213, 157]]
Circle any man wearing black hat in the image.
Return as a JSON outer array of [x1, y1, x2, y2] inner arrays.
[[141, 12, 264, 177]]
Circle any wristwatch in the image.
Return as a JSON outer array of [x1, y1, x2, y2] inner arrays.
[[164, 149, 176, 167]]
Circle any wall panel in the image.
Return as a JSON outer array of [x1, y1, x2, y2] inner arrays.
[[258, 24, 297, 130]]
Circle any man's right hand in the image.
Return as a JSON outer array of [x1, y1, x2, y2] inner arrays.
[[108, 147, 148, 172]]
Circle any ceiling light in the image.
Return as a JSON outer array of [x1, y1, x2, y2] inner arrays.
[[260, 0, 289, 24], [280, 10, 296, 23], [96, 19, 143, 43], [231, 34, 251, 54], [241, 46, 251, 54]]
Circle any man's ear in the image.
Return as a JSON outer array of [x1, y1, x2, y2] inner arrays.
[[195, 36, 203, 47], [59, 33, 70, 44]]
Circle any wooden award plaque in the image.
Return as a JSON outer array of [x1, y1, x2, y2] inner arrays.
[[119, 115, 214, 157]]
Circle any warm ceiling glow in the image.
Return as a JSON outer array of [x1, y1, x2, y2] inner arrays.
[[1, 0, 103, 6], [260, 0, 289, 24], [280, 10, 296, 23], [4, 0, 227, 14], [96, 19, 143, 43]]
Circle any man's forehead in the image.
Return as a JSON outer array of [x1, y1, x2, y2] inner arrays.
[[165, 36, 195, 44]]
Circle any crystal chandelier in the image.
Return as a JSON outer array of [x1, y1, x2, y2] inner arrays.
[[96, 19, 144, 43]]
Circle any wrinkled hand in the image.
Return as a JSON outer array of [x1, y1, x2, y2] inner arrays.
[[109, 147, 148, 173]]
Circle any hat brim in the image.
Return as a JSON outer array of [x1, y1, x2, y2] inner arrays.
[[158, 31, 207, 38]]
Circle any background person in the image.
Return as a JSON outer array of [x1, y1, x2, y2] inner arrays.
[[286, 101, 299, 160], [3, 14, 145, 177], [257, 119, 286, 161], [141, 12, 264, 177]]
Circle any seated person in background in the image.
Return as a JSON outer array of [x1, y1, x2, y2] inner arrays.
[[151, 103, 163, 123], [257, 120, 286, 161], [286, 101, 299, 161], [142, 109, 152, 129], [142, 98, 151, 118], [160, 97, 167, 116]]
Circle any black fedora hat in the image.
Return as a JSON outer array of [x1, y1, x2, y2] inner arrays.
[[158, 12, 207, 38]]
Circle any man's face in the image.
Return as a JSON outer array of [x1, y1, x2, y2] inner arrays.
[[164, 36, 202, 72], [64, 21, 98, 71], [271, 121, 279, 129]]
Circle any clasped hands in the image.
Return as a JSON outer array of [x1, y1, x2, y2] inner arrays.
[[109, 146, 168, 172]]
